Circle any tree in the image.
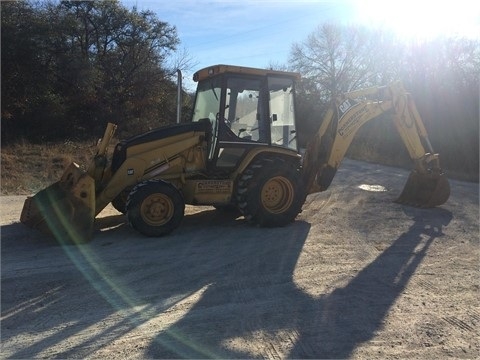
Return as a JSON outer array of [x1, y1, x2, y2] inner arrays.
[[397, 37, 480, 180], [288, 23, 479, 181], [1, 1, 60, 141], [290, 24, 379, 100], [1, 0, 181, 142], [289, 24, 381, 146]]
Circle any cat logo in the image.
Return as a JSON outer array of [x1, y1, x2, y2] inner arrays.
[[338, 98, 358, 120]]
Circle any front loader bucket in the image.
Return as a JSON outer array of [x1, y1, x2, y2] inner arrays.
[[20, 163, 96, 244], [395, 170, 450, 208]]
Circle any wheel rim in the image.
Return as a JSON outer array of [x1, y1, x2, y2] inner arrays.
[[140, 193, 174, 226], [261, 176, 294, 214]]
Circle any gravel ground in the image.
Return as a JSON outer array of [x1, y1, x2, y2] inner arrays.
[[1, 158, 478, 359]]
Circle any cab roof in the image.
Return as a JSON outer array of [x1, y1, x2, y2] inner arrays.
[[193, 64, 301, 82]]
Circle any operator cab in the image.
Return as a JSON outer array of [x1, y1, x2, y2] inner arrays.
[[191, 65, 300, 171]]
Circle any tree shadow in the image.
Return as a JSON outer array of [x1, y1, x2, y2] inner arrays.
[[145, 207, 453, 358]]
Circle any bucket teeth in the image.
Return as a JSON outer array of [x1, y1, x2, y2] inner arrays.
[[395, 171, 450, 208]]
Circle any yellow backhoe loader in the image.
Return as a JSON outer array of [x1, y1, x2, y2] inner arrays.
[[20, 64, 450, 243]]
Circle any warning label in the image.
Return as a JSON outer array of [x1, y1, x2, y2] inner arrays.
[[195, 180, 232, 193], [338, 104, 369, 138]]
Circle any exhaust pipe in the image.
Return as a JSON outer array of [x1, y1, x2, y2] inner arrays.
[[176, 69, 182, 124]]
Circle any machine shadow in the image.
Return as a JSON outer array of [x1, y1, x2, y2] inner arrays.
[[2, 206, 452, 359], [2, 208, 306, 359], [145, 207, 453, 359]]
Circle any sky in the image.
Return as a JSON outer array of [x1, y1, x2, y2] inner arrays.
[[121, 0, 480, 90]]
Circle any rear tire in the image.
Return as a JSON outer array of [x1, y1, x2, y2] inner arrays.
[[126, 180, 185, 237], [236, 157, 304, 227]]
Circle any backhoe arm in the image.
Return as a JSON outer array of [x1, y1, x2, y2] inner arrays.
[[302, 81, 450, 208]]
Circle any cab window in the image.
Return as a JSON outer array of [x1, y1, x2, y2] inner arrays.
[[224, 77, 267, 143], [268, 76, 297, 150]]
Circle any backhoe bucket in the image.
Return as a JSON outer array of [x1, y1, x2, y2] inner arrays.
[[395, 170, 450, 208], [20, 163, 96, 244]]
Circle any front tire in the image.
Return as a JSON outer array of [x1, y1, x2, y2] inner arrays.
[[126, 180, 185, 237], [236, 157, 304, 227]]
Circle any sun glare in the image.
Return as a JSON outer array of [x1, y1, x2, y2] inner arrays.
[[354, 0, 480, 40]]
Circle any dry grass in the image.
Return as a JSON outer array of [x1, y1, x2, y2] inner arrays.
[[1, 140, 99, 195], [1, 137, 476, 196]]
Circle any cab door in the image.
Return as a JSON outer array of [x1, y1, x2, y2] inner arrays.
[[214, 75, 268, 169]]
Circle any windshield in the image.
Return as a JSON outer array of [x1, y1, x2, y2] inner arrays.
[[192, 78, 221, 123], [192, 77, 222, 159]]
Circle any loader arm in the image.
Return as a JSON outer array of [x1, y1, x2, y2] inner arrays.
[[302, 81, 450, 207]]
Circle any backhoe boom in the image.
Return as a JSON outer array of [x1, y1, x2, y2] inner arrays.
[[302, 81, 450, 208]]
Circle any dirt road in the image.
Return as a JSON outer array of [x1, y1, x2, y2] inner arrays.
[[1, 159, 478, 359]]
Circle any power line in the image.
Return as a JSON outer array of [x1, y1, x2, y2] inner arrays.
[[183, 3, 340, 49]]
